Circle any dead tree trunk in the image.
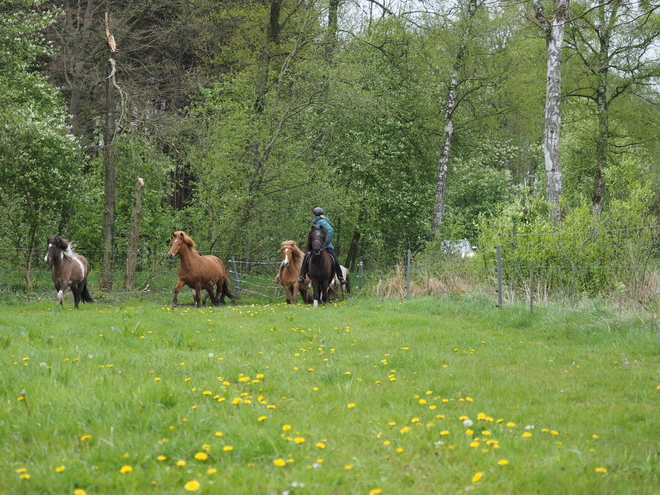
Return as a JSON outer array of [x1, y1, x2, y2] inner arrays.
[[100, 12, 118, 290]]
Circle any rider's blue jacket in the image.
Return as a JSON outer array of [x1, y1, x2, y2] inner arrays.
[[313, 215, 335, 249]]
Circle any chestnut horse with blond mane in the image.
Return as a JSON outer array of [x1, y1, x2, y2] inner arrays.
[[273, 240, 309, 304], [167, 231, 234, 307]]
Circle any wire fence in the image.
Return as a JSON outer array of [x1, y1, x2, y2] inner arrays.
[[1, 225, 658, 314]]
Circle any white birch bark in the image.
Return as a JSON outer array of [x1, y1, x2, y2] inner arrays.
[[533, 0, 568, 222]]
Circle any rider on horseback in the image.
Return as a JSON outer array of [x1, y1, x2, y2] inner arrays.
[[298, 207, 347, 286]]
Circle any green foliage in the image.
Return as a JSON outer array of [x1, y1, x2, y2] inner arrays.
[[0, 0, 81, 288], [477, 189, 656, 297]]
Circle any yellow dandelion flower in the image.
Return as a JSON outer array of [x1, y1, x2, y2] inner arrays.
[[119, 465, 133, 474], [207, 468, 217, 474], [223, 445, 233, 451], [183, 479, 201, 491], [316, 442, 326, 448], [506, 422, 516, 427], [258, 416, 267, 422], [177, 460, 187, 466], [440, 430, 450, 435], [595, 467, 607, 473], [498, 459, 509, 466], [79, 434, 91, 441], [294, 437, 305, 444], [282, 425, 292, 431], [522, 432, 532, 438], [347, 403, 356, 408], [472, 472, 483, 482], [194, 452, 208, 461], [55, 465, 66, 473], [369, 489, 382, 495], [345, 464, 353, 469], [73, 490, 87, 495], [215, 431, 223, 437], [19, 474, 31, 480], [273, 458, 287, 467], [157, 455, 167, 461]]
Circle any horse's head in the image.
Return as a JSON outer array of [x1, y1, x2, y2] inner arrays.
[[280, 240, 298, 267], [309, 226, 327, 256], [168, 231, 196, 259], [44, 236, 70, 264]]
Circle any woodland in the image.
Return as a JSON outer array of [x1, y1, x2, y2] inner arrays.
[[1, 0, 660, 297]]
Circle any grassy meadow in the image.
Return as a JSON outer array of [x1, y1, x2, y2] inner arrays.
[[1, 292, 659, 494]]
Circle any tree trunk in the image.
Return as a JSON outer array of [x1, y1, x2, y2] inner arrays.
[[100, 64, 116, 290], [533, 0, 569, 222], [124, 177, 145, 291], [100, 14, 117, 291], [592, 2, 617, 215], [431, 0, 479, 235]]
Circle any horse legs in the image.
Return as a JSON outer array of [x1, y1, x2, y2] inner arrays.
[[172, 279, 186, 308], [193, 283, 203, 307], [72, 283, 81, 309]]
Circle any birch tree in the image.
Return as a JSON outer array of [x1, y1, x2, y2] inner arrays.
[[431, 0, 480, 234], [533, 0, 569, 221]]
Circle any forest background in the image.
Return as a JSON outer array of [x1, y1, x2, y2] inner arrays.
[[1, 0, 660, 303]]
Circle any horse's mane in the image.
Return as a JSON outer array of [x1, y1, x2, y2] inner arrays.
[[51, 236, 76, 260], [174, 231, 196, 249], [306, 225, 326, 252]]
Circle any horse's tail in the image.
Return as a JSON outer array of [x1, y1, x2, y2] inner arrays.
[[216, 278, 236, 305], [81, 281, 93, 304]]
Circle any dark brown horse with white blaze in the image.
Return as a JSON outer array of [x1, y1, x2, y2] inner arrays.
[[167, 231, 234, 308], [305, 225, 334, 307], [273, 240, 310, 304], [44, 236, 93, 309]]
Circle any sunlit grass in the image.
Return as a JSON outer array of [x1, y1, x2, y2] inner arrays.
[[1, 295, 659, 493]]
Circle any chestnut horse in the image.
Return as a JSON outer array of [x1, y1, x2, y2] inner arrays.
[[167, 231, 234, 307], [44, 236, 93, 309], [305, 225, 334, 307], [273, 240, 309, 304]]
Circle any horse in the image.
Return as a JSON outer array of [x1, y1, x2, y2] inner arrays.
[[44, 236, 93, 309], [329, 265, 350, 300], [273, 240, 310, 304], [305, 225, 334, 307], [167, 231, 234, 308]]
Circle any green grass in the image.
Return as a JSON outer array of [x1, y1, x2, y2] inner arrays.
[[1, 294, 659, 494]]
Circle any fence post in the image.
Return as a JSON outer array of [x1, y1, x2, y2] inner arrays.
[[496, 245, 502, 308], [406, 246, 411, 301], [530, 262, 534, 315], [230, 256, 240, 295], [358, 260, 363, 291]]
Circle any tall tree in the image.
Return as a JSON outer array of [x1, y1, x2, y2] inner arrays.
[[100, 12, 118, 290], [533, 0, 569, 221], [565, 0, 660, 214], [432, 0, 481, 234]]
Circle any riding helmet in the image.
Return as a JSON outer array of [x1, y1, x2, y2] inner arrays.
[[313, 207, 324, 216]]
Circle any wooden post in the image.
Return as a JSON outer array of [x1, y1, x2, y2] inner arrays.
[[124, 178, 145, 291]]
